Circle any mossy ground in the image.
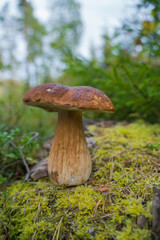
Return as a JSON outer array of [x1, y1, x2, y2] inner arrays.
[[0, 120, 160, 239]]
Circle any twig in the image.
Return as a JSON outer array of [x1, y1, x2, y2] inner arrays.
[[32, 229, 37, 240], [24, 200, 29, 216], [92, 198, 104, 217], [56, 217, 63, 240], [152, 160, 160, 167], [1, 221, 8, 235], [121, 64, 148, 99], [9, 141, 17, 148], [92, 213, 113, 220], [116, 189, 128, 199], [21, 132, 39, 150], [39, 133, 54, 141], [0, 161, 21, 173], [115, 161, 126, 173], [52, 217, 63, 240], [110, 162, 115, 181], [9, 132, 39, 182], [34, 200, 41, 223], [112, 173, 126, 183], [102, 149, 134, 162], [25, 172, 30, 181], [9, 141, 30, 177], [25, 181, 53, 186], [70, 233, 74, 240], [19, 148, 30, 178]]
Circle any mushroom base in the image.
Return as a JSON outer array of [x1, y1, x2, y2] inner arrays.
[[48, 110, 92, 186]]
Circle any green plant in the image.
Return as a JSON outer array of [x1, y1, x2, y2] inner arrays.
[[0, 123, 39, 185], [0, 80, 57, 135], [62, 54, 160, 123]]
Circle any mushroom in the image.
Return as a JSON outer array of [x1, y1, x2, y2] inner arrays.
[[23, 83, 115, 186]]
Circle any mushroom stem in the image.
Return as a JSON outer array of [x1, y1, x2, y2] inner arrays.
[[48, 110, 92, 186]]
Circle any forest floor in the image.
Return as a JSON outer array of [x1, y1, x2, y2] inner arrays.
[[0, 120, 160, 240]]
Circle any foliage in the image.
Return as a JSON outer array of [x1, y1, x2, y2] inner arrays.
[[60, 0, 160, 123], [0, 121, 160, 239], [0, 80, 58, 185], [63, 54, 160, 123], [0, 0, 160, 124], [17, 0, 47, 85], [113, 0, 160, 59], [0, 123, 39, 185], [0, 0, 83, 84], [49, 0, 83, 55], [0, 80, 57, 135], [136, 0, 160, 58]]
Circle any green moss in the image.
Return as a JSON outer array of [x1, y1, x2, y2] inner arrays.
[[116, 219, 150, 240], [0, 121, 160, 239]]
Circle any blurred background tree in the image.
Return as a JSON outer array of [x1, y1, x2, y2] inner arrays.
[[0, 0, 159, 127], [0, 0, 160, 187], [0, 0, 82, 131], [17, 0, 47, 85], [0, 0, 82, 84], [63, 0, 160, 122]]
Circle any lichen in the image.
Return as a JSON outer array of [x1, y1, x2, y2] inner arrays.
[[0, 121, 160, 239]]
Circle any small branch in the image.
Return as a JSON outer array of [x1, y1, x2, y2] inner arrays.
[[32, 229, 37, 240], [52, 217, 63, 240], [1, 221, 9, 240], [19, 148, 30, 177], [25, 172, 30, 182], [21, 132, 39, 150], [10, 141, 30, 177], [92, 198, 104, 217], [92, 213, 113, 221], [110, 162, 115, 181], [9, 141, 17, 148], [102, 149, 132, 162], [121, 65, 148, 99], [0, 161, 21, 173], [24, 200, 29, 216], [9, 132, 39, 181], [34, 200, 41, 223]]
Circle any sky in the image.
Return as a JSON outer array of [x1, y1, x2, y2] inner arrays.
[[77, 0, 137, 57], [0, 0, 138, 58], [32, 0, 138, 58], [0, 0, 140, 81]]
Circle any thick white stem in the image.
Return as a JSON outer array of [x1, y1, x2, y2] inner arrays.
[[48, 110, 92, 186]]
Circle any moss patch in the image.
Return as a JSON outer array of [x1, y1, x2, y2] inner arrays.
[[0, 121, 160, 239]]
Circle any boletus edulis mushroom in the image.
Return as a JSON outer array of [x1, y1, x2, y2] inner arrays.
[[23, 83, 115, 186]]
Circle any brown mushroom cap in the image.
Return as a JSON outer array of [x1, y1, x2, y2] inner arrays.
[[23, 83, 115, 112]]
